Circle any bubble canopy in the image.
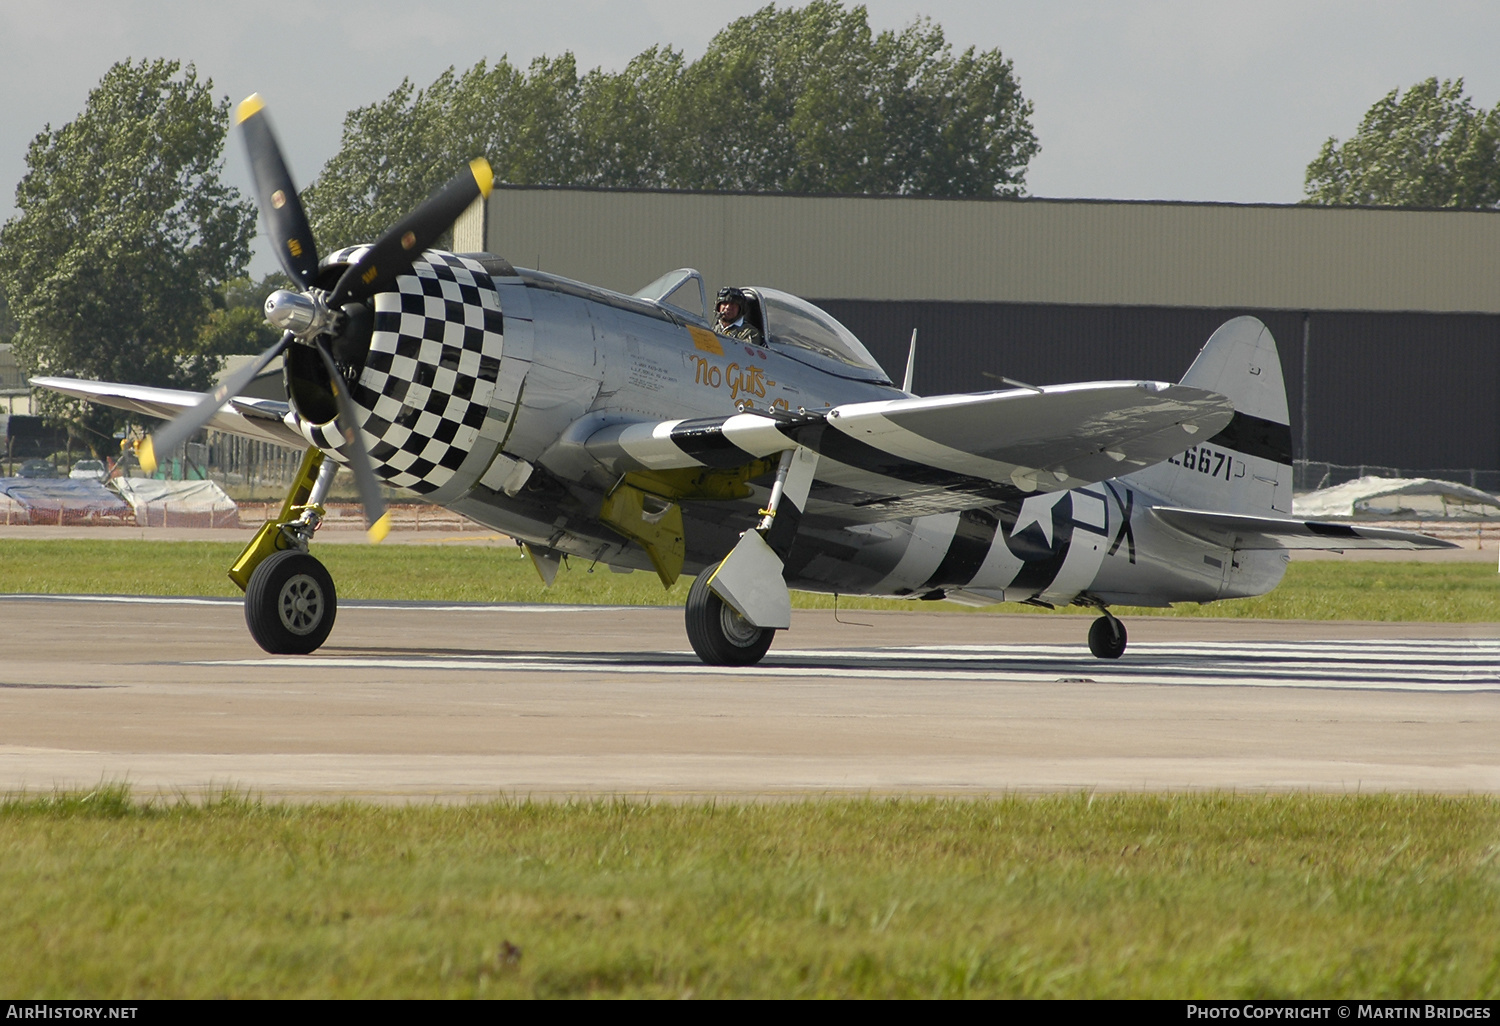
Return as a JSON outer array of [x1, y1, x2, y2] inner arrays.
[[751, 288, 892, 385]]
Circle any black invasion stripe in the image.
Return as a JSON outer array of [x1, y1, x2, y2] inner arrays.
[[808, 425, 1029, 504], [1306, 521, 1358, 538], [1001, 493, 1075, 596], [667, 417, 747, 468], [921, 508, 1001, 590], [763, 501, 803, 563], [1205, 411, 1293, 465]]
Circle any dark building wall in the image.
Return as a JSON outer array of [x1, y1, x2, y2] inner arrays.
[[817, 300, 1500, 482]]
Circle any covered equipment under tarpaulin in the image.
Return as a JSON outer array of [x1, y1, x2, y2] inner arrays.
[[0, 478, 134, 525], [1295, 476, 1500, 520], [114, 477, 240, 528]]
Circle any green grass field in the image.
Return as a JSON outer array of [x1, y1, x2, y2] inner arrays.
[[3, 789, 1497, 998], [0, 538, 1495, 620]]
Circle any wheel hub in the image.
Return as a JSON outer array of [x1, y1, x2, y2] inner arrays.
[[278, 574, 324, 634], [719, 602, 763, 647]]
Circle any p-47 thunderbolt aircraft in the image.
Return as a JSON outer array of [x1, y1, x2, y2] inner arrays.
[[36, 95, 1453, 664]]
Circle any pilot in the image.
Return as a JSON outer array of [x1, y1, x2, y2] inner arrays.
[[715, 286, 764, 346]]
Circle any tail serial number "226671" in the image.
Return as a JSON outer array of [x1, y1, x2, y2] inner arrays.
[[1165, 445, 1235, 480]]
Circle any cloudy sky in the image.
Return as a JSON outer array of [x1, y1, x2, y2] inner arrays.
[[3, 1, 1497, 274]]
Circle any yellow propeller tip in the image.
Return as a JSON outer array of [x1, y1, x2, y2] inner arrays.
[[137, 438, 158, 475], [235, 94, 265, 125], [470, 158, 494, 198], [367, 513, 392, 544]]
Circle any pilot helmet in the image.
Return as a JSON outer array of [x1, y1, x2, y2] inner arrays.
[[716, 286, 748, 314]]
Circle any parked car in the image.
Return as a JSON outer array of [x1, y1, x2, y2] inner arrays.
[[69, 459, 107, 481], [18, 459, 58, 478]]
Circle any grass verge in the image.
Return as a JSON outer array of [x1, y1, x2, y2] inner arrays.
[[0, 539, 1495, 621], [3, 788, 1497, 998]]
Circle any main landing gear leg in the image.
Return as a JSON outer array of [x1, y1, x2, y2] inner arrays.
[[229, 447, 340, 655], [1087, 609, 1128, 660]]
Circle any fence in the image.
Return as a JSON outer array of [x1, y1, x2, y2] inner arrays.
[[203, 434, 306, 492]]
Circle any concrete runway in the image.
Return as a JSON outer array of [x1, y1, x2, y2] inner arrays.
[[1, 594, 1496, 799]]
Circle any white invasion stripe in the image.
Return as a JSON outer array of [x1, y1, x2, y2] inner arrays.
[[870, 513, 959, 593], [615, 419, 700, 469], [720, 413, 797, 457]]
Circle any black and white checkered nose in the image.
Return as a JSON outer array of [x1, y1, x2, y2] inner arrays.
[[286, 249, 506, 495]]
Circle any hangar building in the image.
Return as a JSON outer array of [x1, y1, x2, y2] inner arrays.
[[457, 188, 1500, 492]]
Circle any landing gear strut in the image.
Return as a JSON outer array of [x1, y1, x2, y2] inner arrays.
[[1088, 613, 1128, 659], [685, 563, 776, 666]]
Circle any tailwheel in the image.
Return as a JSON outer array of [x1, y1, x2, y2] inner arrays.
[[685, 565, 776, 666], [245, 549, 337, 655], [1088, 613, 1127, 660]]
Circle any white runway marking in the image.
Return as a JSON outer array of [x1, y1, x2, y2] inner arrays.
[[0, 593, 632, 613], [197, 638, 1500, 692]]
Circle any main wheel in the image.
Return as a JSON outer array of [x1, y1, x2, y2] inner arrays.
[[684, 566, 776, 666], [245, 549, 337, 655], [1088, 614, 1127, 659]]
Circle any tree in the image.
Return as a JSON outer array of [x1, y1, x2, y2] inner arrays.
[[1303, 78, 1500, 208], [303, 1, 1038, 250], [675, 3, 1036, 196], [0, 287, 16, 346], [0, 59, 256, 451]]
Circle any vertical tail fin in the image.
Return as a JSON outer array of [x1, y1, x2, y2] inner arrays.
[[1126, 316, 1294, 516]]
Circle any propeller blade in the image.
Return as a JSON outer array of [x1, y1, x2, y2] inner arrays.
[[236, 94, 321, 289], [138, 333, 292, 476], [313, 340, 391, 543], [327, 158, 493, 307]]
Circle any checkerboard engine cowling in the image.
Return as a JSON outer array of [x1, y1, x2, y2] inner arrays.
[[291, 250, 505, 495]]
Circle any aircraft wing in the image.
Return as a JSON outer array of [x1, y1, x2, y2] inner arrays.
[[1150, 507, 1458, 550], [587, 380, 1234, 522], [30, 377, 305, 448]]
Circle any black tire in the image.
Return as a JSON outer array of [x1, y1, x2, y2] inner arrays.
[[1088, 614, 1127, 659], [684, 566, 776, 666], [245, 549, 337, 655]]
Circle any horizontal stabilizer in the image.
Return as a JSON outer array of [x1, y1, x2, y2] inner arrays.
[[1150, 507, 1457, 550], [30, 377, 303, 448]]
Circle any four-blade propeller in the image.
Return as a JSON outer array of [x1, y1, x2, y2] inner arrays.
[[137, 94, 493, 543]]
